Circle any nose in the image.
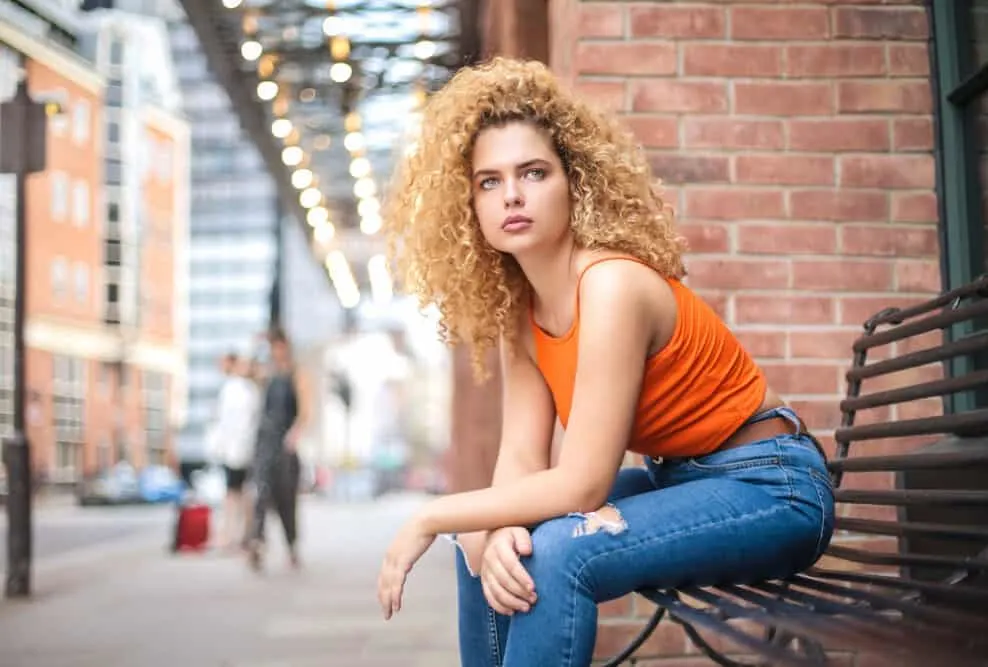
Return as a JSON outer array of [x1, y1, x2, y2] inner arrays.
[[503, 178, 523, 208]]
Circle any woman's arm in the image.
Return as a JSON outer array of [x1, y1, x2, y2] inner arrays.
[[286, 370, 312, 448], [417, 261, 665, 535]]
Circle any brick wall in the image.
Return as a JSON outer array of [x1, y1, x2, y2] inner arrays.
[[549, 0, 943, 663]]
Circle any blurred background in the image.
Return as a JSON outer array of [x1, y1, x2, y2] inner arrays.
[[0, 0, 465, 509]]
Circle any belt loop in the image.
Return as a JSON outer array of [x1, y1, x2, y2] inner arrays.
[[778, 406, 803, 436]]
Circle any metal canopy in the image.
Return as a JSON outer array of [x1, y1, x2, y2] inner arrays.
[[176, 0, 476, 287]]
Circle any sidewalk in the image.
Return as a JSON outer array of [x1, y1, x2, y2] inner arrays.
[[0, 494, 460, 667]]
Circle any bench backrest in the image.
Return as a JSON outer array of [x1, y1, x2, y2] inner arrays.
[[825, 274, 988, 610]]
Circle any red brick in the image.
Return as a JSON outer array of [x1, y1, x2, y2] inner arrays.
[[633, 80, 727, 113], [625, 116, 678, 149], [840, 155, 935, 189], [789, 399, 841, 432], [684, 188, 785, 220], [695, 290, 728, 320], [891, 192, 938, 223], [594, 619, 686, 660], [790, 329, 863, 360], [888, 44, 931, 77], [730, 6, 830, 40], [841, 224, 938, 257], [682, 118, 784, 150], [789, 119, 890, 152], [599, 596, 633, 618], [787, 45, 886, 78], [792, 259, 894, 291], [737, 223, 838, 254], [834, 6, 929, 40], [736, 155, 834, 186], [892, 117, 933, 151], [735, 331, 788, 359], [762, 364, 840, 395], [838, 81, 932, 114], [578, 4, 624, 38], [678, 222, 730, 253], [682, 44, 783, 78], [735, 82, 834, 116], [735, 295, 836, 326], [790, 190, 889, 222], [629, 5, 725, 39], [685, 258, 791, 290], [576, 43, 676, 77], [895, 259, 941, 292], [574, 81, 626, 113], [649, 154, 729, 184], [839, 295, 929, 326]]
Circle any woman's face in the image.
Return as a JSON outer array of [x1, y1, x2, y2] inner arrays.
[[470, 121, 572, 256]]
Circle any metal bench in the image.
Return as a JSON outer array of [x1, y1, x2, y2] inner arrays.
[[603, 275, 988, 667]]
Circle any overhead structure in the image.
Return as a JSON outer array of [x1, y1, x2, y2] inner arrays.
[[177, 0, 480, 307]]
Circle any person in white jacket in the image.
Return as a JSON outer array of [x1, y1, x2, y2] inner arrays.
[[207, 353, 262, 551]]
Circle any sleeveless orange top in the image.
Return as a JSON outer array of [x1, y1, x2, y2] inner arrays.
[[530, 257, 767, 459]]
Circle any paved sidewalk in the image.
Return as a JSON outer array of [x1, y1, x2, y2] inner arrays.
[[0, 494, 460, 667]]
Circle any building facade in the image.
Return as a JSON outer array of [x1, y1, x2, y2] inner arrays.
[[0, 1, 188, 484], [455, 0, 986, 663]]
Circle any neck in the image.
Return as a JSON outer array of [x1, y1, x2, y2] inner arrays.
[[514, 238, 582, 323]]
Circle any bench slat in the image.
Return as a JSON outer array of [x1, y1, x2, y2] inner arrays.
[[836, 488, 988, 506], [829, 449, 988, 472], [808, 567, 988, 606], [835, 409, 988, 443], [836, 517, 988, 541], [824, 544, 988, 571]]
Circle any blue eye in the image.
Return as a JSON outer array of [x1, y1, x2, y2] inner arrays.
[[525, 168, 546, 180], [479, 177, 499, 190]]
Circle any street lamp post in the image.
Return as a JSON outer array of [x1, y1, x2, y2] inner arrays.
[[0, 71, 49, 599]]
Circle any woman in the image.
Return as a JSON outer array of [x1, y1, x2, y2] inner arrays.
[[206, 353, 261, 552], [247, 328, 310, 571], [377, 58, 835, 667]]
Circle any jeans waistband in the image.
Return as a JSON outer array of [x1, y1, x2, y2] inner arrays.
[[743, 405, 804, 434]]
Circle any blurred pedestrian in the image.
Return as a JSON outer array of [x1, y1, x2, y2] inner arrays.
[[246, 327, 312, 571]]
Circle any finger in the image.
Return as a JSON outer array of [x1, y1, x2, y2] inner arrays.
[[390, 570, 405, 617], [486, 568, 530, 613], [495, 541, 536, 596], [482, 576, 516, 616], [489, 556, 533, 603], [377, 570, 393, 620], [511, 528, 534, 557]]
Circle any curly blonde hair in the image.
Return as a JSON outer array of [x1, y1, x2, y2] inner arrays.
[[384, 57, 686, 379]]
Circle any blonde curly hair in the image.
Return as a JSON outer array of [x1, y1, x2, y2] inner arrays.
[[384, 57, 686, 379]]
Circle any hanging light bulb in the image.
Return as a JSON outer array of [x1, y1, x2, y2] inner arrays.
[[353, 177, 376, 200], [271, 118, 293, 139], [322, 15, 343, 37], [299, 187, 322, 209], [291, 168, 314, 190], [256, 80, 279, 101], [306, 206, 329, 227], [360, 213, 383, 235], [349, 157, 371, 179], [330, 62, 352, 83], [358, 197, 380, 218], [240, 40, 262, 61], [343, 131, 365, 153], [314, 221, 335, 245], [281, 146, 303, 166]]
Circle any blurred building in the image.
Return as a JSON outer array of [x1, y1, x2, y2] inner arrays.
[[0, 0, 189, 485]]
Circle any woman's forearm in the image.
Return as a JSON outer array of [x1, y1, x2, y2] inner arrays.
[[419, 467, 593, 536]]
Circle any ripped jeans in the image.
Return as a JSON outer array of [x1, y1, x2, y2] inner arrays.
[[453, 408, 835, 667]]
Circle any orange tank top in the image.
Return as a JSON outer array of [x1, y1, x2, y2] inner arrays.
[[530, 256, 767, 459]]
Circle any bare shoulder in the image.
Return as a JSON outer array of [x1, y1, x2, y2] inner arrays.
[[577, 256, 678, 350]]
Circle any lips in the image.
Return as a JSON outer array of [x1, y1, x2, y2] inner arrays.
[[502, 215, 533, 231]]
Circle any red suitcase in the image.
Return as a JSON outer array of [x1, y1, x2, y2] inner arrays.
[[174, 503, 211, 552]]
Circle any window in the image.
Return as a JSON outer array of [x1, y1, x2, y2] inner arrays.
[[73, 262, 88, 305], [108, 35, 124, 67], [72, 180, 89, 227], [50, 171, 68, 221], [52, 355, 85, 482], [143, 372, 169, 466], [72, 100, 89, 145], [51, 256, 68, 301], [930, 1, 988, 411]]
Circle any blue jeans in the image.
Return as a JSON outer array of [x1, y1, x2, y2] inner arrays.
[[454, 408, 835, 667]]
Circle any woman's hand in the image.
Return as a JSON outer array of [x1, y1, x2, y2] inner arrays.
[[377, 516, 437, 620], [481, 526, 537, 615]]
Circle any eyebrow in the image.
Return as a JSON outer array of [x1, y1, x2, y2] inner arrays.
[[473, 158, 551, 178]]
